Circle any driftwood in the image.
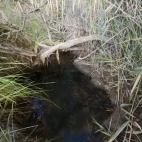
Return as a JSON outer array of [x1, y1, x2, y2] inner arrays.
[[0, 35, 114, 65]]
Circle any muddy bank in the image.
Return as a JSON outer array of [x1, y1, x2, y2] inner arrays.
[[73, 59, 126, 131], [22, 52, 113, 141]]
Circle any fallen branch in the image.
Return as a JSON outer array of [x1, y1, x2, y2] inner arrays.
[[38, 43, 83, 52], [0, 44, 36, 57], [39, 35, 114, 63], [0, 35, 113, 66]]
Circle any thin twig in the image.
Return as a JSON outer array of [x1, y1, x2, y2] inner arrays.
[[2, 125, 38, 135], [20, 1, 48, 31], [23, 125, 38, 142], [11, 103, 15, 142]]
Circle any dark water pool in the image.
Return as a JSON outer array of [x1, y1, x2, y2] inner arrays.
[[24, 53, 113, 142]]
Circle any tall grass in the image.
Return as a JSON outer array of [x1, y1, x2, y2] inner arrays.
[[0, 57, 44, 142], [88, 0, 142, 141], [0, 0, 142, 141]]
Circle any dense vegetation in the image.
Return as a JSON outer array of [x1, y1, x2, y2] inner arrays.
[[0, 0, 142, 142]]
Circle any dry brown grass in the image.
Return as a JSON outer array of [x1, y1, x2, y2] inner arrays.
[[0, 0, 142, 141]]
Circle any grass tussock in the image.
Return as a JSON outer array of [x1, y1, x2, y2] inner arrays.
[[0, 58, 45, 141], [0, 0, 142, 141]]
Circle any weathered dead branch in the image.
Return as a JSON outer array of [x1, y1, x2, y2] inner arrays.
[[39, 35, 114, 63], [0, 35, 113, 66], [38, 43, 84, 53], [0, 44, 36, 57]]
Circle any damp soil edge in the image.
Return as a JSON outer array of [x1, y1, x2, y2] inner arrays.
[[21, 52, 114, 141], [73, 58, 127, 132]]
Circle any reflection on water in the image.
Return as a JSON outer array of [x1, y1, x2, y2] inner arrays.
[[25, 53, 112, 142], [56, 130, 95, 142]]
